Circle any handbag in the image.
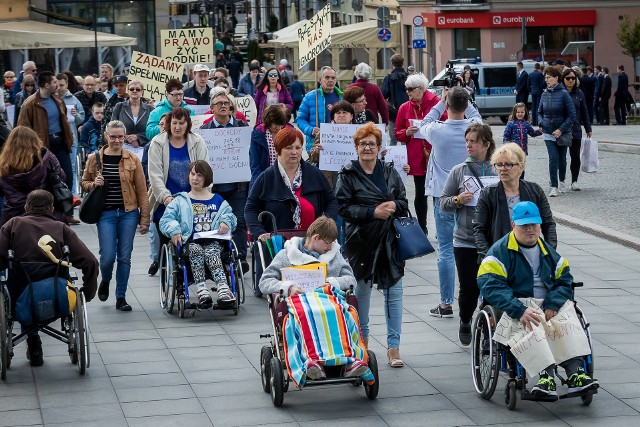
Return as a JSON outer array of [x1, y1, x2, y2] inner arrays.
[[48, 163, 74, 213], [393, 214, 435, 262], [79, 153, 109, 224], [556, 133, 572, 147]]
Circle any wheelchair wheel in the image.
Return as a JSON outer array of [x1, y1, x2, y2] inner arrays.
[[159, 245, 169, 309], [0, 289, 8, 380], [505, 380, 517, 410], [260, 345, 273, 393], [363, 350, 379, 400], [234, 259, 246, 305], [178, 296, 186, 319], [75, 290, 89, 375], [75, 152, 84, 196], [269, 357, 285, 407], [162, 244, 176, 314], [471, 308, 499, 400], [581, 393, 593, 406]]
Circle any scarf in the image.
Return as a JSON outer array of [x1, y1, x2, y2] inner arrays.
[[278, 161, 303, 228], [265, 130, 277, 166], [354, 111, 368, 124]]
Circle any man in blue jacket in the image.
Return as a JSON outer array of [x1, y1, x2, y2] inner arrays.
[[478, 201, 598, 398], [527, 63, 545, 125]]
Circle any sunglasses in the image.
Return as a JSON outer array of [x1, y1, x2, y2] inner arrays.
[[267, 73, 279, 77], [129, 88, 142, 92], [564, 76, 576, 81], [405, 87, 418, 92]]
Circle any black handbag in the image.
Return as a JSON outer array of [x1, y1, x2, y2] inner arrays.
[[393, 214, 435, 261], [556, 133, 572, 147], [79, 153, 108, 224], [48, 163, 74, 214]]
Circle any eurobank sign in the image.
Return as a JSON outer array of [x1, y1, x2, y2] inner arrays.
[[421, 10, 596, 29]]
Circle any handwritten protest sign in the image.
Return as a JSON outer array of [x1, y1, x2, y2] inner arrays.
[[190, 105, 211, 116], [318, 123, 386, 172], [409, 119, 428, 140], [129, 51, 184, 102], [493, 298, 591, 376], [191, 114, 214, 129], [6, 105, 15, 127], [160, 28, 214, 64], [123, 143, 144, 159], [384, 145, 408, 183], [463, 175, 499, 206], [298, 3, 332, 69], [234, 95, 257, 127], [281, 263, 328, 293], [193, 126, 252, 184]]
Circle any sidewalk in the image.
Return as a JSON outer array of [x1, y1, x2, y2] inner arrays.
[[2, 204, 640, 426]]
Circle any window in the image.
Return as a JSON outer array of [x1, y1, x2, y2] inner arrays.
[[483, 67, 516, 88], [338, 48, 368, 71], [454, 28, 481, 59], [355, 15, 363, 23], [376, 48, 397, 70]]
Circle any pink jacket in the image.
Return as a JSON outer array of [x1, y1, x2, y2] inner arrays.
[[254, 84, 294, 125], [349, 79, 389, 125], [394, 91, 446, 176]]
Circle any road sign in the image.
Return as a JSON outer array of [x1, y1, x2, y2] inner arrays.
[[377, 6, 390, 29], [413, 40, 426, 49], [377, 6, 390, 19], [412, 25, 426, 49], [377, 28, 391, 43], [413, 15, 423, 26]]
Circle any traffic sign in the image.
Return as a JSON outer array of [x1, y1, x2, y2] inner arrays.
[[413, 15, 423, 26], [412, 26, 425, 40], [377, 28, 391, 43], [377, 6, 390, 19], [413, 40, 426, 49]]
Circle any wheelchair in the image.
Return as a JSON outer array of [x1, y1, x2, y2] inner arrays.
[[471, 282, 596, 410], [75, 146, 89, 197], [259, 288, 379, 407], [0, 248, 90, 380], [159, 237, 245, 317]]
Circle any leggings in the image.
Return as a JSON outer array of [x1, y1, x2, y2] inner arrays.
[[569, 137, 582, 183], [454, 247, 481, 324], [188, 240, 227, 287]]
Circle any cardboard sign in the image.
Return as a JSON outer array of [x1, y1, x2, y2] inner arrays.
[[129, 51, 184, 102], [193, 127, 252, 184], [281, 263, 328, 293], [191, 114, 214, 129], [123, 143, 144, 159], [317, 123, 386, 172], [6, 105, 15, 127], [234, 95, 257, 127], [160, 28, 214, 65], [409, 119, 428, 139], [298, 3, 332, 69], [384, 145, 408, 183], [464, 175, 499, 206]]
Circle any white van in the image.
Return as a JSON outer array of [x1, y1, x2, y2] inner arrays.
[[428, 59, 537, 123]]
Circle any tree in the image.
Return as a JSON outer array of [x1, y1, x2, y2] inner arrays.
[[617, 15, 640, 86]]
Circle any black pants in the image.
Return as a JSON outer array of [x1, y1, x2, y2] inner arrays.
[[454, 247, 481, 324], [599, 98, 610, 125], [293, 99, 302, 118], [413, 175, 428, 234], [49, 133, 74, 215], [593, 99, 601, 124], [614, 96, 627, 124], [569, 137, 582, 183], [531, 94, 541, 125], [214, 188, 248, 261]]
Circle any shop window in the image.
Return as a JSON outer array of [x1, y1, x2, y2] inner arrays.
[[454, 28, 481, 60], [338, 48, 368, 71]]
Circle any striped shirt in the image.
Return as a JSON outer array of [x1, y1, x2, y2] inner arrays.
[[102, 153, 124, 210]]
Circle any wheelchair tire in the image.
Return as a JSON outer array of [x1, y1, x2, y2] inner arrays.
[[581, 393, 593, 406], [471, 308, 499, 400], [68, 315, 78, 365], [163, 244, 176, 314], [76, 290, 89, 375], [234, 259, 246, 305], [75, 152, 84, 196], [364, 350, 379, 400], [270, 357, 285, 407], [159, 245, 168, 309], [260, 345, 273, 393], [505, 380, 517, 410], [0, 289, 8, 380], [178, 297, 186, 319]]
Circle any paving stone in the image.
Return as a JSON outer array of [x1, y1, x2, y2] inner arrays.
[[0, 409, 42, 426], [121, 397, 205, 418], [380, 409, 476, 427], [126, 413, 214, 427]]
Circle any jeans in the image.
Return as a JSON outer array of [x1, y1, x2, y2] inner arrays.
[[215, 188, 248, 260], [48, 135, 73, 192], [148, 222, 160, 262], [69, 142, 78, 195], [355, 279, 403, 349], [544, 139, 568, 188], [569, 137, 582, 183], [531, 94, 541, 125], [433, 198, 455, 306], [454, 247, 480, 324], [413, 175, 428, 233], [97, 209, 140, 299]]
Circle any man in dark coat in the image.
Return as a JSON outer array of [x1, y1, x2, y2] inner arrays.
[[514, 62, 529, 104], [593, 65, 604, 124], [528, 63, 545, 125], [614, 65, 630, 125], [599, 67, 612, 125], [74, 75, 107, 124], [579, 67, 596, 124], [381, 54, 409, 145]]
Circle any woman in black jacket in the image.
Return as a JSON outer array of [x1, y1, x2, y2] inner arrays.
[[335, 122, 409, 368], [111, 79, 154, 149], [562, 68, 592, 191]]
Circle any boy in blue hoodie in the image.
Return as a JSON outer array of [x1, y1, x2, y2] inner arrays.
[[79, 103, 104, 153]]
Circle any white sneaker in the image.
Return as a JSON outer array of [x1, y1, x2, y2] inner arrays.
[[559, 182, 567, 193], [196, 287, 213, 304], [571, 181, 581, 191], [549, 187, 558, 197]]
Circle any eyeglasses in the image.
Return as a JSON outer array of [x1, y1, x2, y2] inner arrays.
[[213, 101, 231, 107], [357, 141, 378, 149], [564, 76, 576, 81], [169, 92, 184, 97], [108, 135, 125, 141], [4, 75, 15, 79], [25, 84, 35, 87], [129, 88, 142, 92], [354, 98, 366, 104], [494, 163, 519, 170], [267, 73, 279, 77], [405, 87, 418, 92]]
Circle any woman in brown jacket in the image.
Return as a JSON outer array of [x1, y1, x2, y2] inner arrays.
[[81, 120, 150, 311]]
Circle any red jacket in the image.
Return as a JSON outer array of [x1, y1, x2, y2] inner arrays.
[[394, 91, 446, 176], [348, 79, 389, 125]]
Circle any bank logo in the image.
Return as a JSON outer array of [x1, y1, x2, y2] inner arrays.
[[492, 16, 501, 25], [438, 16, 445, 25]]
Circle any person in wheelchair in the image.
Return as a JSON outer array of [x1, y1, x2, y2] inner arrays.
[[0, 190, 99, 366], [477, 201, 598, 397], [159, 160, 237, 306], [259, 216, 369, 383]]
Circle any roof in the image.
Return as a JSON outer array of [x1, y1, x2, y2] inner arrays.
[[0, 20, 137, 49]]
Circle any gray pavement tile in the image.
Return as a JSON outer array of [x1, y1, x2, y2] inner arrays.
[[154, 325, 228, 339], [200, 392, 274, 412], [460, 402, 560, 425], [290, 399, 377, 421], [41, 403, 126, 424], [95, 337, 167, 353], [0, 409, 42, 426], [110, 372, 188, 390], [544, 389, 639, 420], [100, 348, 175, 365], [566, 415, 640, 427], [182, 366, 259, 384], [169, 344, 240, 361], [121, 397, 205, 418], [402, 350, 470, 369], [380, 408, 475, 427], [105, 359, 181, 377], [126, 413, 214, 427], [161, 334, 235, 349], [91, 329, 161, 342], [46, 420, 128, 427], [202, 405, 297, 427], [177, 354, 254, 371], [603, 382, 640, 399], [369, 393, 455, 415], [0, 382, 37, 397], [115, 384, 196, 403], [38, 387, 119, 409], [34, 376, 114, 394], [0, 395, 40, 412], [190, 380, 257, 398], [302, 416, 385, 427], [373, 379, 439, 398]]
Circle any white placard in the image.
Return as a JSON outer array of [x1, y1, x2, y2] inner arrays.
[[160, 28, 214, 65], [193, 126, 252, 184], [281, 266, 327, 293], [298, 3, 332, 69], [193, 229, 232, 240], [234, 95, 257, 127], [384, 145, 408, 183], [317, 123, 386, 172], [409, 119, 427, 139], [6, 105, 15, 127], [464, 175, 499, 206], [129, 51, 184, 102], [191, 114, 214, 129], [190, 105, 211, 116], [123, 143, 144, 159], [65, 104, 75, 122]]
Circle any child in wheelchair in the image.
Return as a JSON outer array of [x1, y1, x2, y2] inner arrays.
[[477, 201, 598, 398], [160, 160, 237, 306], [259, 216, 372, 385]]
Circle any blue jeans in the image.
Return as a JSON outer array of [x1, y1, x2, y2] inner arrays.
[[97, 209, 140, 299], [544, 139, 568, 188], [69, 143, 78, 195], [433, 197, 455, 306], [355, 279, 403, 349], [148, 222, 160, 262]]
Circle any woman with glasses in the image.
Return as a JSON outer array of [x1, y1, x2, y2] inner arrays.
[[474, 143, 556, 263], [146, 78, 194, 141], [562, 68, 592, 191], [81, 120, 150, 311], [12, 74, 37, 127], [393, 73, 446, 234], [342, 86, 377, 124], [249, 104, 292, 190], [335, 122, 409, 368], [253, 67, 293, 126], [111, 79, 154, 150]]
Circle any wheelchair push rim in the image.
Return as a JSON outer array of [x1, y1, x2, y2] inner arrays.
[[74, 289, 90, 375], [0, 289, 8, 380], [471, 307, 499, 400]]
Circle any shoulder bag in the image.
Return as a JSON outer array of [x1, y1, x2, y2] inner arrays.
[[393, 212, 435, 262], [48, 163, 74, 214], [79, 153, 109, 224]]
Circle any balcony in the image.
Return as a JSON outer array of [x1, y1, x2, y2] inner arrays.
[[434, 0, 491, 11]]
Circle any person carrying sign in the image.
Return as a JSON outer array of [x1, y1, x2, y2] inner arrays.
[[146, 79, 194, 141]]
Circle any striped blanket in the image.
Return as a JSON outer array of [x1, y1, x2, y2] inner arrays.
[[282, 285, 374, 388]]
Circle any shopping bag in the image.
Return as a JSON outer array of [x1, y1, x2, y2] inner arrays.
[[580, 137, 599, 173]]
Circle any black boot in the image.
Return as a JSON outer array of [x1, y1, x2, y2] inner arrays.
[[98, 280, 110, 301], [26, 335, 44, 367]]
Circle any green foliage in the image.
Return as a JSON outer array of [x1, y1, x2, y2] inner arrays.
[[247, 39, 264, 64], [617, 15, 640, 60]]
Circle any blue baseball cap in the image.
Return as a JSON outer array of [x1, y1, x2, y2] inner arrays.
[[512, 201, 542, 226]]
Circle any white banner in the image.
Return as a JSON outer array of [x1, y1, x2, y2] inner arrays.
[[191, 114, 214, 129], [318, 123, 386, 172], [193, 126, 252, 184], [234, 95, 257, 127], [384, 145, 408, 183], [298, 3, 332, 69], [129, 51, 184, 102], [190, 105, 211, 116], [160, 28, 214, 65]]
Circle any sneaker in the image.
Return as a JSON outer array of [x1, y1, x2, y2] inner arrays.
[[148, 261, 159, 276], [559, 181, 567, 193], [531, 373, 557, 396], [26, 335, 44, 367], [571, 181, 581, 191], [549, 187, 558, 197], [567, 368, 599, 393], [459, 321, 472, 346], [116, 298, 132, 311], [343, 360, 369, 378], [98, 280, 109, 301], [216, 284, 236, 304], [72, 197, 82, 208], [306, 361, 326, 380], [197, 287, 213, 305], [429, 305, 453, 318]]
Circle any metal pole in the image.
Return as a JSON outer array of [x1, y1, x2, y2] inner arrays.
[[94, 0, 99, 72], [315, 56, 319, 129]]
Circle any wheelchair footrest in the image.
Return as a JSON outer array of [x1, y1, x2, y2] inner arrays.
[[212, 302, 236, 311], [559, 387, 599, 400], [521, 389, 559, 402]]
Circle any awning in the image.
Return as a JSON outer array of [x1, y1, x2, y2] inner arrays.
[[0, 20, 137, 50]]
